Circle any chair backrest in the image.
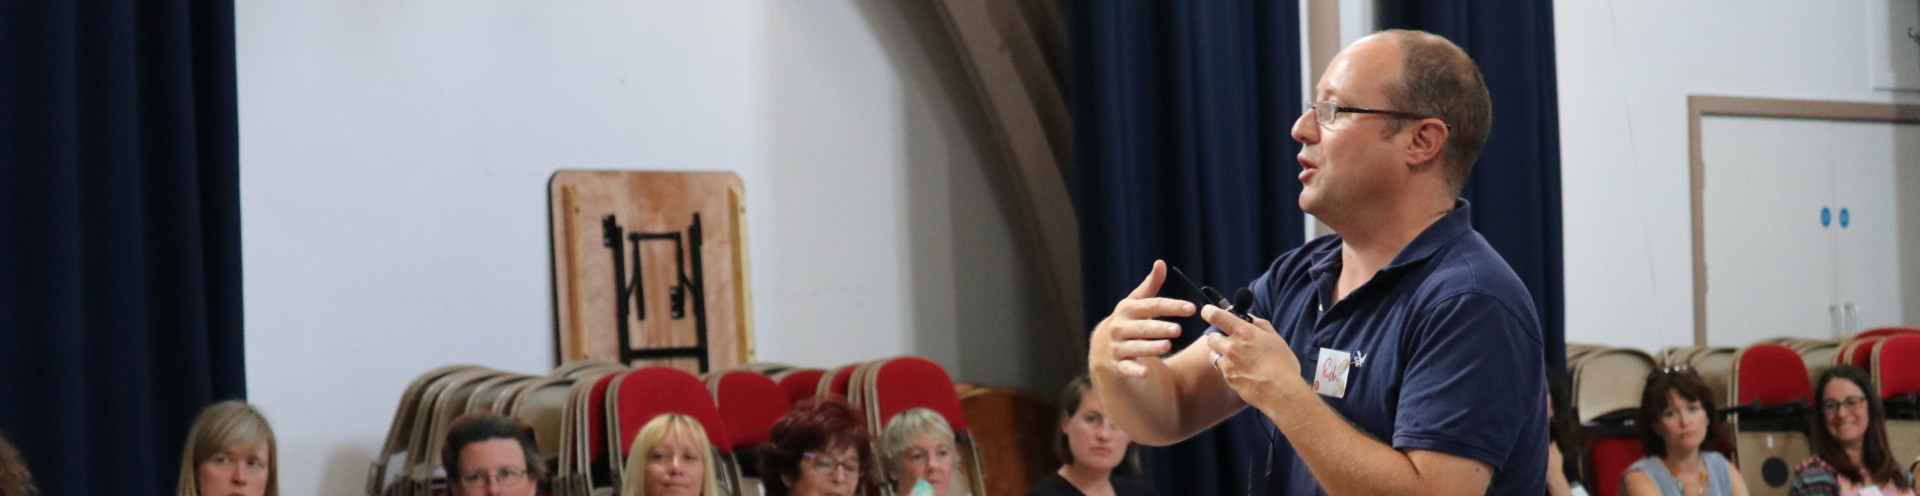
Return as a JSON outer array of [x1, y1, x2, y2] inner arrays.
[[366, 365, 478, 496], [1856, 327, 1920, 341], [1873, 335, 1920, 398], [1687, 347, 1737, 408], [709, 369, 791, 449], [1569, 347, 1655, 424], [868, 358, 968, 431], [774, 368, 826, 405], [1846, 336, 1887, 370], [616, 367, 734, 456], [1732, 344, 1813, 408], [865, 357, 982, 496], [818, 364, 858, 398], [1586, 436, 1644, 496], [513, 378, 575, 466]]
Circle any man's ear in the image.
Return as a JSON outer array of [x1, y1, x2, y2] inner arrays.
[[1403, 119, 1450, 169]]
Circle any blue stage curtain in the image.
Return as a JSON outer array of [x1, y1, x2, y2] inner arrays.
[[0, 2, 245, 494], [1380, 0, 1567, 375], [1068, 1, 1304, 494]]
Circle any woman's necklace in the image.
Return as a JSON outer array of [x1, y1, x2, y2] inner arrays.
[[1666, 456, 1709, 496]]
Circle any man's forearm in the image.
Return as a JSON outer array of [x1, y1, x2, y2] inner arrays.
[[1256, 384, 1491, 496]]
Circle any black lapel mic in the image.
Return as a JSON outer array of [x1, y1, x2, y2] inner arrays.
[[1231, 287, 1255, 322]]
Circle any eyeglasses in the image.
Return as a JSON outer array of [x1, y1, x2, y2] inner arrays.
[[802, 452, 860, 476], [1822, 395, 1867, 413], [1305, 100, 1448, 129], [459, 467, 528, 487]]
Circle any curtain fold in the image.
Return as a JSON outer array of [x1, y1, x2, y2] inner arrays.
[[0, 2, 245, 494], [1068, 1, 1304, 494]]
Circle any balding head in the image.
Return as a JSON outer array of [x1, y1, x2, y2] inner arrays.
[[1369, 30, 1490, 194]]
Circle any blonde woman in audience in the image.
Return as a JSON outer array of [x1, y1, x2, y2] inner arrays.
[[1026, 376, 1156, 496], [1787, 365, 1915, 496], [442, 412, 542, 496], [622, 414, 720, 496], [878, 408, 960, 496], [1622, 368, 1748, 496], [176, 400, 278, 496]]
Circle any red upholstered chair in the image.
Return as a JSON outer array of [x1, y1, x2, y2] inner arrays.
[[709, 369, 791, 453], [1873, 335, 1920, 473], [1856, 327, 1920, 341], [1730, 344, 1815, 494], [1586, 437, 1644, 496], [1843, 337, 1885, 370], [612, 367, 739, 495], [773, 368, 826, 405], [1734, 344, 1813, 409], [1874, 335, 1920, 413], [585, 370, 624, 491], [818, 364, 857, 399], [865, 357, 983, 496]]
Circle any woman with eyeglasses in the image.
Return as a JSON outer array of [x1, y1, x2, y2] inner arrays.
[[1787, 365, 1915, 496], [442, 412, 543, 496], [177, 400, 278, 496], [1026, 376, 1156, 496], [1622, 368, 1749, 496], [878, 408, 961, 496], [761, 397, 871, 496], [622, 414, 720, 496]]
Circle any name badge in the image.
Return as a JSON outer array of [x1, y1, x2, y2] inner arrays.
[[1313, 348, 1353, 398]]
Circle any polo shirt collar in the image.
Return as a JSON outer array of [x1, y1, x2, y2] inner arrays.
[[1305, 199, 1474, 276]]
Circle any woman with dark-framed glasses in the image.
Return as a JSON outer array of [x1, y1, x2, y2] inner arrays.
[[1787, 365, 1915, 496], [1622, 367, 1748, 496], [442, 412, 543, 496], [760, 397, 871, 496]]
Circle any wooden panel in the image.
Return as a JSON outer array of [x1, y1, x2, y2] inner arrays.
[[549, 171, 751, 373], [959, 386, 1062, 496]]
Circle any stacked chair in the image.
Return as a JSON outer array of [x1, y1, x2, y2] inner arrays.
[[857, 357, 988, 496], [707, 369, 794, 489], [1566, 345, 1656, 496], [1871, 335, 1920, 467], [374, 355, 1017, 496], [1727, 344, 1813, 496], [609, 367, 743, 495], [367, 365, 575, 496]]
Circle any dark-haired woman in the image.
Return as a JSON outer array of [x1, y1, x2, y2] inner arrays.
[[1621, 368, 1749, 496], [1787, 365, 1915, 496], [1026, 376, 1156, 496], [760, 397, 872, 496]]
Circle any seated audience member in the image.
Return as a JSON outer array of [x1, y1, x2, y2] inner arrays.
[[0, 431, 35, 496], [622, 414, 721, 496], [1027, 376, 1156, 496], [1788, 365, 1915, 496], [443, 412, 543, 496], [176, 400, 278, 496], [1547, 371, 1590, 496], [1622, 368, 1748, 496], [760, 397, 871, 496], [878, 408, 959, 496]]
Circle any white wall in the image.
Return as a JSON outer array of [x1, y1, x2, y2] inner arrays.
[[237, 1, 1060, 493], [1554, 0, 1920, 352]]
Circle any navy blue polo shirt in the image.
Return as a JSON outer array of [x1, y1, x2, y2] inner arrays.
[[1212, 200, 1548, 495]]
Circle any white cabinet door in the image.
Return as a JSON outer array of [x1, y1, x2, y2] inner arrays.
[[1702, 116, 1838, 344], [1830, 121, 1910, 332]]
